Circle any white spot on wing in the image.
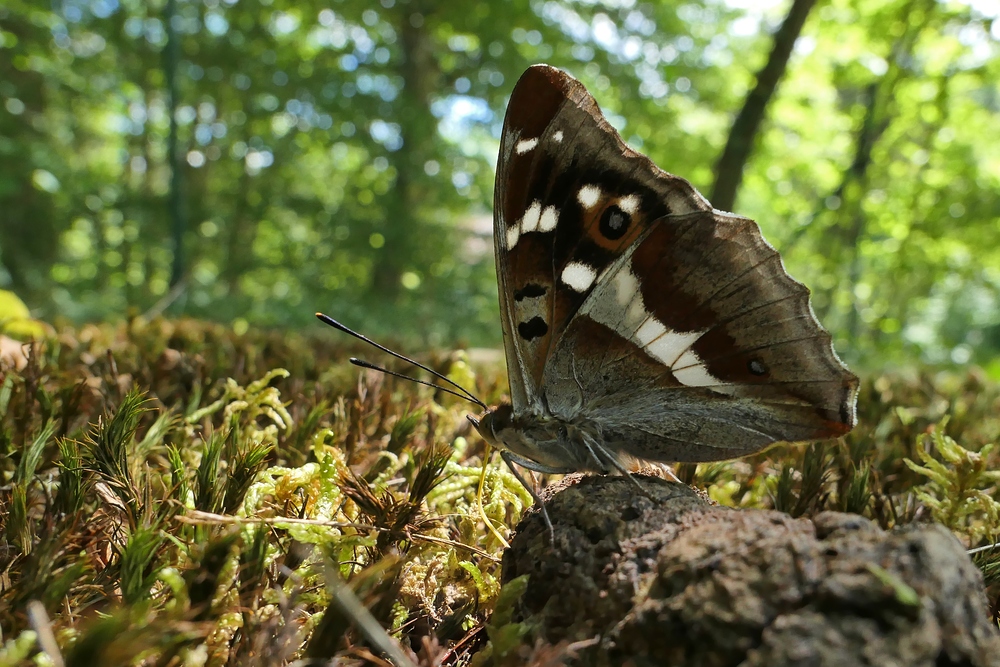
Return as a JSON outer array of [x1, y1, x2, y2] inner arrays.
[[538, 206, 559, 232], [506, 224, 520, 249], [634, 318, 666, 347], [553, 130, 564, 142], [577, 185, 602, 209], [646, 330, 702, 367], [520, 201, 542, 233], [617, 194, 641, 215], [624, 296, 646, 329], [672, 349, 701, 370], [612, 268, 639, 307], [672, 349, 731, 391], [561, 262, 597, 292], [581, 258, 733, 394], [515, 137, 538, 154]]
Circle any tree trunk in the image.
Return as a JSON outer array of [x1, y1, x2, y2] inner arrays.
[[709, 0, 818, 213], [164, 0, 186, 293], [371, 4, 438, 300]]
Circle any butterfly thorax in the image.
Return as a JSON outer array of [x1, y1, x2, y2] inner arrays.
[[474, 402, 614, 474]]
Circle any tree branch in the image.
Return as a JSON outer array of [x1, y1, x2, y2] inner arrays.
[[709, 0, 818, 212]]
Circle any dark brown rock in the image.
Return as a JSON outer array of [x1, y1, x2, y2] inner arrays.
[[500, 474, 1000, 667]]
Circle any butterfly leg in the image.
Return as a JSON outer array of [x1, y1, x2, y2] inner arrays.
[[662, 465, 682, 484], [581, 432, 655, 501], [500, 451, 556, 543]]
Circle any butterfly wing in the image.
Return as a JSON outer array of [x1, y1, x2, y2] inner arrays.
[[494, 64, 710, 413], [543, 208, 858, 460], [495, 65, 857, 460]]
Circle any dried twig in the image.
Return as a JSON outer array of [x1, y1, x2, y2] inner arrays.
[[174, 509, 500, 562]]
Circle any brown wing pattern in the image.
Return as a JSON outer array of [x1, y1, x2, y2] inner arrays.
[[494, 64, 857, 458], [542, 209, 858, 458], [494, 64, 708, 410]]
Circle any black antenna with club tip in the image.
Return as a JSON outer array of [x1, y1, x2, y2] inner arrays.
[[316, 313, 487, 410]]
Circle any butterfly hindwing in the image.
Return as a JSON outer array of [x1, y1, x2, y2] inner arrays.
[[543, 208, 857, 460]]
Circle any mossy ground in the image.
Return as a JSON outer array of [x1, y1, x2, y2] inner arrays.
[[1, 318, 999, 665]]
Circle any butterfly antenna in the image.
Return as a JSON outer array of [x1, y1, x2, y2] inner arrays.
[[317, 313, 487, 409], [349, 358, 486, 408]]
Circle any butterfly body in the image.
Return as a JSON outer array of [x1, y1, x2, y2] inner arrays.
[[475, 402, 609, 474], [477, 64, 859, 474]]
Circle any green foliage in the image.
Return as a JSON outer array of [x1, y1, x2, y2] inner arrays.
[[428, 442, 532, 551], [55, 437, 83, 515], [904, 419, 1000, 544], [186, 368, 293, 447], [5, 420, 52, 552], [471, 575, 533, 667], [841, 461, 873, 516], [0, 631, 37, 666], [0, 1, 997, 366], [0, 290, 46, 340], [82, 388, 150, 528], [119, 527, 168, 606], [772, 442, 831, 517], [0, 319, 527, 664]]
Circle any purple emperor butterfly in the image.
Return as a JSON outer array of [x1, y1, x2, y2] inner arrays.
[[319, 64, 858, 521], [467, 64, 858, 480]]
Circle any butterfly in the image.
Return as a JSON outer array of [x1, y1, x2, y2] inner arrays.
[[319, 64, 858, 529], [466, 64, 859, 488]]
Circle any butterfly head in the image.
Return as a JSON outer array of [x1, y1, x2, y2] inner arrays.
[[468, 403, 514, 446], [469, 403, 600, 473]]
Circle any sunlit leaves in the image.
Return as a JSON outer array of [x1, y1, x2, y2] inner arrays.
[[0, 0, 998, 362]]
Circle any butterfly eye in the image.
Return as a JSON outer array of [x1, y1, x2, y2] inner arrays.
[[748, 359, 768, 376], [599, 205, 631, 240]]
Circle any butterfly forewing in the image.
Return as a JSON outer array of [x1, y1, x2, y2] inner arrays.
[[493, 64, 858, 465], [495, 65, 709, 412]]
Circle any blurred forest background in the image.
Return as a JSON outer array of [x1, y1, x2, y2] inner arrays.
[[1, 0, 998, 371]]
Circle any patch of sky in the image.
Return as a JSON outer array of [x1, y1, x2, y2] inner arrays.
[[432, 96, 493, 142]]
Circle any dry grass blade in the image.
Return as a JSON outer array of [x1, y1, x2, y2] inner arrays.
[[27, 600, 65, 667], [318, 562, 418, 667]]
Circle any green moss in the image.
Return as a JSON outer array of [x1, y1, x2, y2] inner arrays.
[[904, 418, 1000, 544], [1, 319, 1000, 662]]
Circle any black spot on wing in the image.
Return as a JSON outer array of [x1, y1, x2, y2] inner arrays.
[[514, 283, 547, 301], [599, 205, 630, 239], [518, 316, 548, 341], [748, 359, 768, 376]]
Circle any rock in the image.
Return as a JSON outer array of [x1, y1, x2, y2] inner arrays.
[[500, 474, 1000, 667]]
